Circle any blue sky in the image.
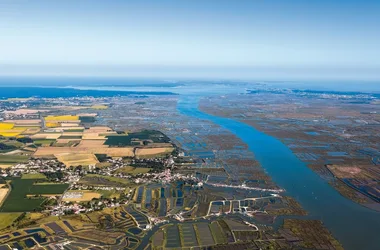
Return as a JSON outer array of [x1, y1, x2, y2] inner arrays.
[[0, 0, 379, 79]]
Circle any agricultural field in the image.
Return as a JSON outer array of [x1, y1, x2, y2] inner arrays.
[[55, 153, 99, 167], [0, 178, 68, 212], [114, 166, 152, 175], [44, 115, 79, 121], [0, 123, 14, 130], [81, 174, 132, 186], [21, 173, 46, 180], [105, 130, 171, 146], [0, 184, 10, 206], [0, 155, 29, 165], [135, 147, 174, 157], [34, 146, 135, 158], [91, 104, 108, 110], [0, 213, 22, 230]]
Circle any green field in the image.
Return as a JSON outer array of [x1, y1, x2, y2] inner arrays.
[[33, 139, 56, 146], [105, 130, 170, 146], [0, 155, 29, 164], [0, 142, 19, 153], [79, 116, 96, 123], [0, 212, 22, 229], [115, 166, 152, 175], [0, 178, 69, 212], [85, 174, 131, 185], [21, 173, 47, 180]]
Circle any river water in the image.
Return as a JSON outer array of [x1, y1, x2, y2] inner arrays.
[[177, 96, 380, 250]]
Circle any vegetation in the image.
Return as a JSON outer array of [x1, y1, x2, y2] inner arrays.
[[0, 142, 18, 153], [105, 130, 170, 146], [16, 137, 33, 143], [0, 178, 68, 212], [0, 212, 23, 229], [91, 105, 108, 110], [79, 116, 96, 122], [45, 115, 79, 121], [21, 173, 47, 180], [0, 155, 29, 164], [114, 166, 152, 175]]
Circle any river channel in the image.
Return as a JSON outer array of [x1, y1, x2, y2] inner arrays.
[[177, 96, 380, 250]]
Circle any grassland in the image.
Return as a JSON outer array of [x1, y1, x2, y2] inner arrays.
[[0, 212, 22, 230]]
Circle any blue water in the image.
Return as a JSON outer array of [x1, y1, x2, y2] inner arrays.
[[177, 96, 380, 250]]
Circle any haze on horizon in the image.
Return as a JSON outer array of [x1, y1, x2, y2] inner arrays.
[[0, 0, 379, 80]]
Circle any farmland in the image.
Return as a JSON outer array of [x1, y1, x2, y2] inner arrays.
[[0, 178, 68, 212], [21, 173, 46, 180], [105, 130, 171, 146], [45, 115, 79, 121], [114, 166, 152, 175], [81, 174, 132, 186], [0, 155, 29, 164], [0, 185, 9, 206], [0, 213, 22, 230], [55, 153, 99, 167]]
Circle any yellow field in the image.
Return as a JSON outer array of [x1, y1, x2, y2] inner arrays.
[[62, 190, 102, 202], [45, 115, 79, 121], [46, 122, 60, 128], [55, 153, 99, 166], [0, 122, 14, 129], [91, 105, 108, 110], [0, 132, 22, 137], [0, 127, 27, 137]]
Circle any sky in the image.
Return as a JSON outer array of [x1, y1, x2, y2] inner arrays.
[[0, 0, 379, 80]]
